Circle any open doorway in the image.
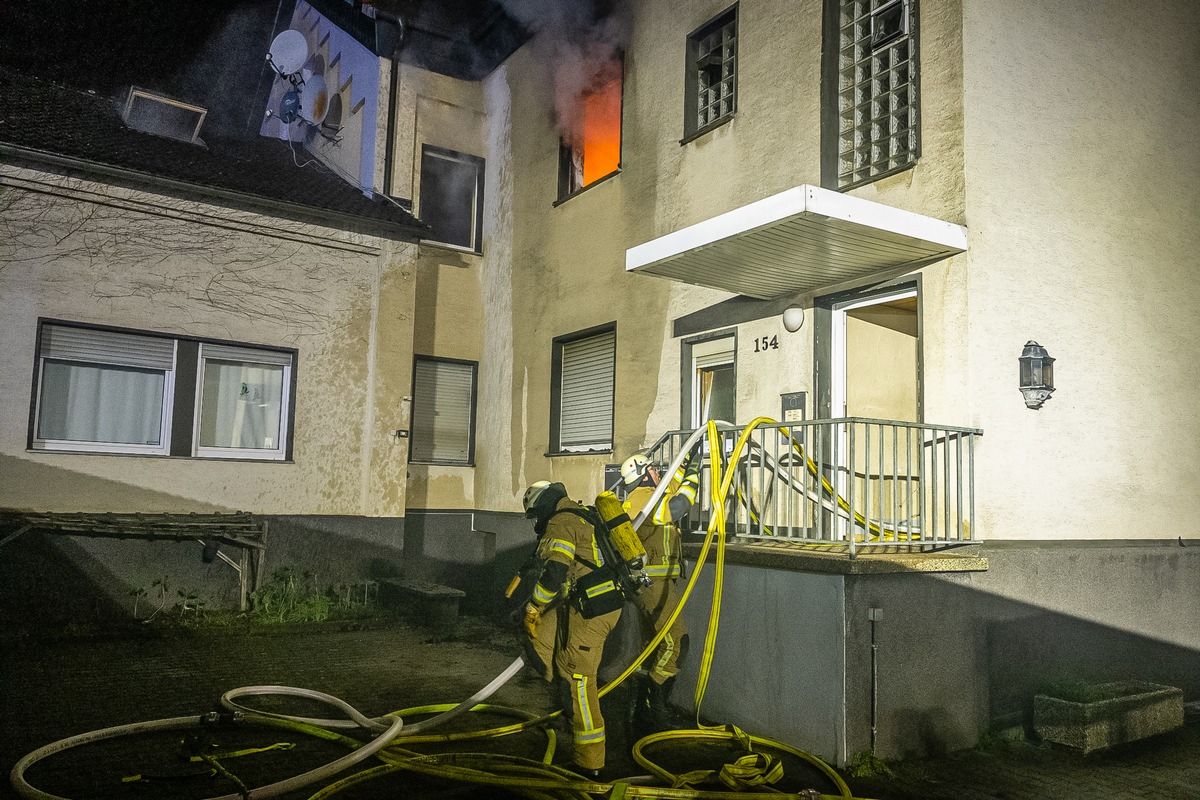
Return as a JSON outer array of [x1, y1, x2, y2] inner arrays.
[[828, 286, 920, 422]]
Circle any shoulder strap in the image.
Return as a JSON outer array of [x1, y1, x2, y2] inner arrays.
[[548, 507, 605, 571]]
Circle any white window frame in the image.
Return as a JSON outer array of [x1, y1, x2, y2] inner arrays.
[[690, 335, 736, 428], [193, 343, 293, 461], [28, 320, 296, 461], [409, 356, 477, 466], [31, 324, 176, 456], [418, 145, 485, 253], [553, 327, 616, 454]]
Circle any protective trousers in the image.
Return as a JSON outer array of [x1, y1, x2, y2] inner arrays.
[[632, 576, 687, 684], [554, 604, 621, 770]]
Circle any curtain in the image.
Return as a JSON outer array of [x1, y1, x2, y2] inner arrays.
[[199, 360, 283, 449], [38, 361, 165, 445]]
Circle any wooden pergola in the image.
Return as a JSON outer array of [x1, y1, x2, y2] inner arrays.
[[0, 510, 267, 611]]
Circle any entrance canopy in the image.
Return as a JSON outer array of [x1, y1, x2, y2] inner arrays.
[[625, 184, 968, 300]]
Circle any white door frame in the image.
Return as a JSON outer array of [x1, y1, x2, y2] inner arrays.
[[829, 286, 918, 420]]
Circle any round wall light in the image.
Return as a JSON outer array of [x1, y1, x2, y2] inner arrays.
[[782, 305, 805, 333]]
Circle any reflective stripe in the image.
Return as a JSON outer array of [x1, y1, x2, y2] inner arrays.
[[533, 583, 557, 604], [643, 564, 681, 578], [652, 631, 676, 679], [575, 726, 606, 744], [573, 673, 596, 732], [583, 579, 617, 598], [549, 539, 575, 559]]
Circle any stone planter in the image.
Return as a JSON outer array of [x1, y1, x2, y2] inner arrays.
[[1033, 681, 1184, 754]]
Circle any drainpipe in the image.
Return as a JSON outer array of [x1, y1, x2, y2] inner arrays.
[[869, 606, 883, 754], [366, 9, 406, 198]]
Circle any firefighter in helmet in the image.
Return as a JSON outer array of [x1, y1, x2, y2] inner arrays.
[[620, 450, 700, 732], [519, 480, 624, 779]]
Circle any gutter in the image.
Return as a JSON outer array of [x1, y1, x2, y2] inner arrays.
[[0, 142, 427, 243]]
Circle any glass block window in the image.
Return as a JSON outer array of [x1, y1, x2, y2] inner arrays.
[[834, 0, 919, 188], [685, 7, 738, 138]]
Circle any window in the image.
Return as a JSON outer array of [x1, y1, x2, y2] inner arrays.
[[682, 333, 737, 428], [410, 356, 477, 465], [684, 6, 738, 141], [550, 326, 616, 454], [558, 58, 623, 199], [418, 145, 484, 252], [195, 344, 293, 459], [824, 0, 920, 189], [30, 321, 295, 460]]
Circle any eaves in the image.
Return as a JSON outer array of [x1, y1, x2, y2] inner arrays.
[[0, 142, 427, 244]]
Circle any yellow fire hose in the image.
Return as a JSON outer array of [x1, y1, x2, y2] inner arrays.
[[10, 419, 878, 800]]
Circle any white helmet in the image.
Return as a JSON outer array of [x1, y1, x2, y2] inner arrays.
[[620, 453, 651, 486], [522, 480, 553, 515]]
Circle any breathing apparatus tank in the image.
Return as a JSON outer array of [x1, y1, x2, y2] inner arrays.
[[594, 490, 652, 592], [595, 491, 647, 567]]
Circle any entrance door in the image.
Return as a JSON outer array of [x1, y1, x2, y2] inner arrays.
[[825, 286, 921, 538], [830, 288, 919, 422]]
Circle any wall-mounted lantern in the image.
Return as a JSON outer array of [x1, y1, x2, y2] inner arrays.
[[1019, 341, 1054, 409]]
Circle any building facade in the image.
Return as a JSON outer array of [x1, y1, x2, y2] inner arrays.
[[2, 0, 1198, 763]]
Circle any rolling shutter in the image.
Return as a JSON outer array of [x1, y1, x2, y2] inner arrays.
[[411, 358, 475, 464], [559, 331, 615, 449], [41, 324, 175, 371]]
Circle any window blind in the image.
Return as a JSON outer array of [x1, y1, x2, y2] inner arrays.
[[201, 342, 294, 367], [411, 358, 475, 463], [560, 331, 615, 449], [41, 324, 175, 371]]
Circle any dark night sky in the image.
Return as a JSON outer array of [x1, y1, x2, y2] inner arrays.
[[0, 0, 288, 139]]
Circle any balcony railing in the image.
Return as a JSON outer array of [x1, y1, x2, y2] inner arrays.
[[641, 418, 983, 556]]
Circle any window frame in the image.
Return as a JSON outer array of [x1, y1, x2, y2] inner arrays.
[[549, 323, 617, 456], [418, 144, 485, 254], [556, 54, 625, 202], [28, 319, 297, 461], [680, 329, 738, 429], [821, 0, 921, 190], [683, 4, 739, 144], [408, 354, 478, 467], [193, 343, 294, 462]]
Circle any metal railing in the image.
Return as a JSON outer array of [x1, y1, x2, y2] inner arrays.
[[642, 418, 983, 556]]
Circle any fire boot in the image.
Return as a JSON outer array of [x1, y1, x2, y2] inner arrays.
[[646, 676, 689, 732]]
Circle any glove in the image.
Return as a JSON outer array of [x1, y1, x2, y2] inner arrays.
[[522, 604, 541, 638]]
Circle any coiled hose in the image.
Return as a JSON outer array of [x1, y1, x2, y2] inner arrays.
[[10, 419, 874, 800]]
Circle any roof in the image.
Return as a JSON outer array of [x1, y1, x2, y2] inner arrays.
[[625, 184, 968, 300], [0, 70, 426, 241]]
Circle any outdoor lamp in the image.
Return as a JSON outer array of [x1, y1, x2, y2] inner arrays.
[[782, 305, 805, 333], [1019, 341, 1054, 409]]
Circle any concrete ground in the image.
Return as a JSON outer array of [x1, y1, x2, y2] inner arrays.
[[2, 537, 1197, 799]]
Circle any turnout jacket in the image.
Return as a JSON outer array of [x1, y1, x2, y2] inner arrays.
[[529, 497, 607, 609]]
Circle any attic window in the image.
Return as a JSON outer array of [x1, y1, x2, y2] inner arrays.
[[122, 87, 207, 145]]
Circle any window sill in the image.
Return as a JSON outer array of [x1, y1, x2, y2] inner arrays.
[[418, 239, 483, 257], [553, 169, 621, 207], [27, 448, 294, 464], [680, 113, 736, 146], [545, 448, 614, 458]]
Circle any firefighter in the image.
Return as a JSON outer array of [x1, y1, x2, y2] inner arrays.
[[620, 451, 700, 732], [520, 480, 624, 779]]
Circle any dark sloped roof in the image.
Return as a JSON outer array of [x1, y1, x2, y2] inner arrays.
[[0, 70, 425, 241]]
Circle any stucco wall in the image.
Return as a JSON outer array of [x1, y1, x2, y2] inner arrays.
[[472, 0, 968, 513], [961, 0, 1200, 538], [0, 166, 416, 518]]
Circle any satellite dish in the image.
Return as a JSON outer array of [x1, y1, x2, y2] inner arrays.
[[278, 88, 301, 123], [268, 30, 308, 77], [298, 75, 329, 125]]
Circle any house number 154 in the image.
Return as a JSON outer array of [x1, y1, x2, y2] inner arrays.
[[753, 335, 779, 353]]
